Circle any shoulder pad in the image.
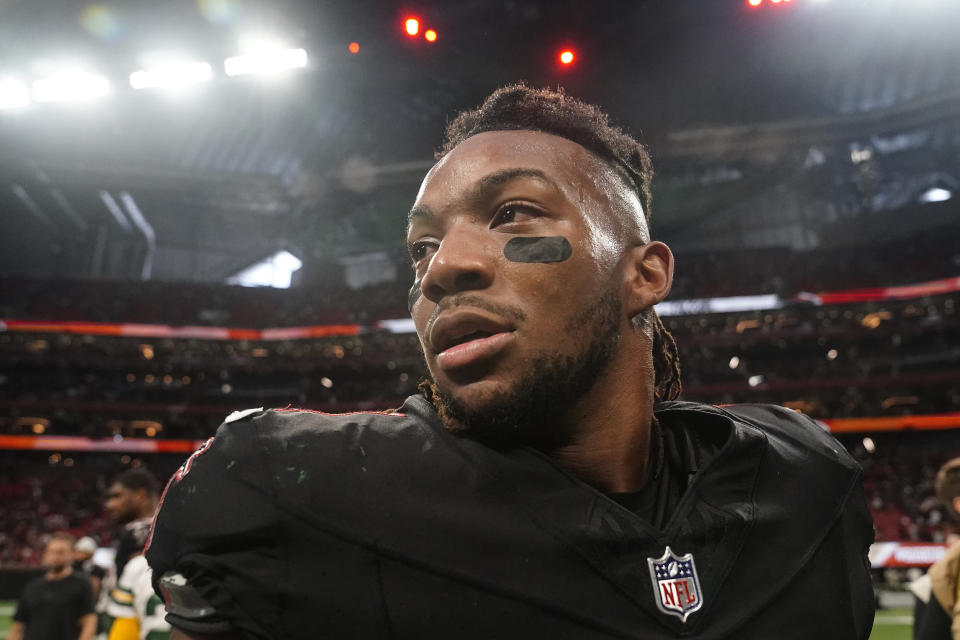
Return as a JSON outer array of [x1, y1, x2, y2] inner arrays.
[[720, 403, 857, 465], [224, 407, 264, 424]]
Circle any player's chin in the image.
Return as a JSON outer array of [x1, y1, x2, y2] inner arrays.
[[434, 375, 517, 414]]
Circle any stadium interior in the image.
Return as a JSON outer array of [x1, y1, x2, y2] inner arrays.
[[1, 0, 959, 637]]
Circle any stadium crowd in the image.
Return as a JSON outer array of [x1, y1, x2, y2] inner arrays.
[[2, 292, 956, 440]]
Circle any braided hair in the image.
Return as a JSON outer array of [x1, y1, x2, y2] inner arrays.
[[436, 84, 682, 402]]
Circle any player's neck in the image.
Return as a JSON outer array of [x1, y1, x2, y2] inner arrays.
[[133, 502, 157, 521], [548, 349, 655, 494]]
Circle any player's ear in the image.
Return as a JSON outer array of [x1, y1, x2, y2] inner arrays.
[[622, 241, 673, 319]]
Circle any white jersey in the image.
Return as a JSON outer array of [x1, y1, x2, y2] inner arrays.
[[105, 554, 170, 640]]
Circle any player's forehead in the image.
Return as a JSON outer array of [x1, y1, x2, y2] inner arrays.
[[416, 130, 607, 209]]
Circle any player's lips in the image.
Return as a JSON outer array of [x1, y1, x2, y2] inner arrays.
[[429, 310, 516, 371]]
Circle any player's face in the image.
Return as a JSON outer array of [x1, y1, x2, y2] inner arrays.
[[106, 483, 139, 522], [407, 130, 628, 442], [43, 539, 72, 573]]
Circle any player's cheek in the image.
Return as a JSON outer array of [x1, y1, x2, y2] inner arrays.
[[508, 253, 587, 307]]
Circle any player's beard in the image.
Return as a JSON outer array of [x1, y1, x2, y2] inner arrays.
[[428, 285, 622, 451]]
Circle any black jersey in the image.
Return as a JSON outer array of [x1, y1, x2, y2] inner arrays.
[[14, 572, 95, 640], [145, 395, 875, 639], [116, 517, 152, 577]]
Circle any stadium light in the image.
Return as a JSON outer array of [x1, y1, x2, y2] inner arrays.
[[227, 250, 303, 288], [919, 187, 952, 203], [405, 18, 420, 36], [349, 42, 360, 54], [424, 29, 437, 42], [559, 49, 575, 65], [224, 46, 308, 77], [130, 60, 213, 90], [0, 77, 31, 110], [749, 0, 795, 7], [32, 70, 110, 104]]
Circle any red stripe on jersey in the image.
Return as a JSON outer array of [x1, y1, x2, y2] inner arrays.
[[272, 407, 406, 418], [145, 437, 214, 553], [145, 469, 176, 553]]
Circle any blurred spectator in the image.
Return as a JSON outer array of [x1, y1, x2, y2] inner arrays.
[[913, 457, 960, 639], [9, 532, 97, 640]]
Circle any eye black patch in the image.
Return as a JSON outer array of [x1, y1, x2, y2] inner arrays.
[[408, 280, 422, 312], [504, 236, 572, 263]]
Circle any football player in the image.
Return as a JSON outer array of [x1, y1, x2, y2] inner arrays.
[[147, 85, 875, 639], [102, 469, 171, 640]]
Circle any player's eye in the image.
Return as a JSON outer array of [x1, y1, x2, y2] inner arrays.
[[491, 203, 540, 228], [408, 239, 437, 264]]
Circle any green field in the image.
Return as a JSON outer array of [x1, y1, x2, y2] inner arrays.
[[1, 603, 13, 640], [871, 608, 913, 640], [0, 601, 913, 639]]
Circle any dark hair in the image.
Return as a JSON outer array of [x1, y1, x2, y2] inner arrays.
[[438, 84, 681, 402], [935, 457, 960, 521], [113, 467, 160, 497]]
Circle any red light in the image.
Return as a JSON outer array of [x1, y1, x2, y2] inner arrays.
[[559, 50, 574, 65], [424, 29, 437, 42], [771, 0, 781, 3], [748, 0, 762, 6], [405, 18, 419, 36], [348, 42, 360, 54]]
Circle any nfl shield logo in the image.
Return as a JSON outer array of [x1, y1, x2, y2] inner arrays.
[[647, 546, 703, 622]]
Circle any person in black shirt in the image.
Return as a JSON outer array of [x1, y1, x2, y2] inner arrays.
[[11, 533, 96, 640], [147, 85, 875, 639]]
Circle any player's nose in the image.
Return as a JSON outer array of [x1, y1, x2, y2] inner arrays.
[[420, 223, 494, 302]]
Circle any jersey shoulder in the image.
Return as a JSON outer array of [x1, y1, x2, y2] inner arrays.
[[655, 400, 866, 542], [657, 400, 860, 474], [144, 396, 442, 637], [145, 395, 439, 558], [157, 395, 433, 491], [721, 402, 862, 474]]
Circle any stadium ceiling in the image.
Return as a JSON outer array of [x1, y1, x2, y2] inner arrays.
[[0, 0, 958, 284]]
